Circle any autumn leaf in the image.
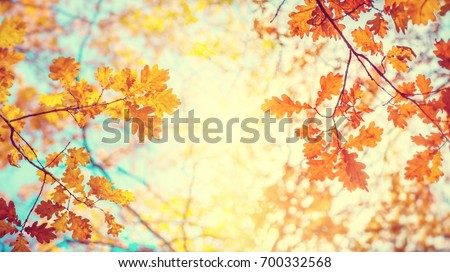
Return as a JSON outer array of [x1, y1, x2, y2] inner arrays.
[[352, 26, 382, 55], [387, 102, 416, 128], [48, 57, 80, 86], [415, 74, 433, 99], [428, 151, 444, 183], [404, 150, 434, 182], [441, 88, 450, 117], [88, 176, 134, 205], [0, 198, 20, 225], [407, 0, 440, 25], [52, 212, 68, 233], [7, 149, 22, 167], [66, 147, 91, 167], [147, 89, 181, 117], [35, 200, 65, 220], [367, 13, 388, 38], [315, 72, 343, 105], [288, 0, 316, 38], [387, 46, 416, 72], [336, 150, 369, 191], [105, 212, 124, 237], [51, 185, 70, 205], [61, 167, 85, 194], [385, 3, 408, 33], [397, 81, 416, 97], [139, 64, 170, 93], [68, 212, 92, 241], [95, 66, 113, 88], [346, 122, 383, 151], [0, 220, 17, 238], [24, 222, 57, 244], [10, 234, 31, 252], [38, 93, 67, 108], [411, 133, 442, 147], [433, 39, 450, 70], [0, 17, 26, 48], [261, 94, 303, 119], [45, 152, 64, 168]]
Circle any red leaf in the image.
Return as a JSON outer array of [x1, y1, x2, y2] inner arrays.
[[24, 222, 57, 244]]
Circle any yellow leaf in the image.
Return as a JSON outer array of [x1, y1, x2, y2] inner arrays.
[[147, 89, 180, 117], [0, 17, 26, 48]]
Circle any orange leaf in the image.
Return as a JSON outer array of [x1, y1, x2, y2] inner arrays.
[[68, 212, 92, 241], [441, 88, 450, 117], [45, 152, 64, 168], [315, 72, 343, 106], [10, 234, 31, 252], [24, 222, 57, 244], [261, 94, 303, 119], [0, 220, 17, 238], [433, 39, 450, 70], [367, 13, 388, 38], [404, 150, 433, 182], [61, 167, 85, 194], [52, 212, 68, 233], [7, 149, 22, 168], [387, 46, 415, 72], [51, 185, 70, 205], [88, 176, 134, 205], [415, 74, 433, 99], [352, 26, 382, 55], [95, 66, 113, 88], [105, 212, 124, 237], [337, 150, 369, 191], [66, 147, 90, 167], [346, 121, 383, 151], [428, 151, 444, 183], [48, 57, 80, 86], [386, 3, 408, 33], [411, 133, 443, 147], [288, 0, 316, 38], [387, 102, 416, 128]]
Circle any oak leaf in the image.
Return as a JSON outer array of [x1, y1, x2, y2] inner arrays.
[[45, 152, 64, 168], [288, 0, 316, 38], [35, 200, 65, 220], [0, 220, 17, 238], [88, 176, 134, 205], [24, 222, 57, 244], [52, 212, 68, 233], [0, 17, 26, 48], [387, 45, 415, 72], [336, 150, 369, 191], [95, 66, 113, 88], [68, 212, 92, 241], [10, 234, 31, 252], [346, 121, 383, 151], [415, 74, 433, 99], [0, 198, 20, 225], [387, 102, 415, 128], [433, 39, 450, 70], [105, 212, 124, 237], [261, 94, 303, 119], [316, 72, 343, 105], [352, 26, 382, 55], [48, 57, 80, 86], [367, 13, 388, 38]]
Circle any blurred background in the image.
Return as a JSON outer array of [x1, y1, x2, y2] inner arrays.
[[0, 0, 449, 251]]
